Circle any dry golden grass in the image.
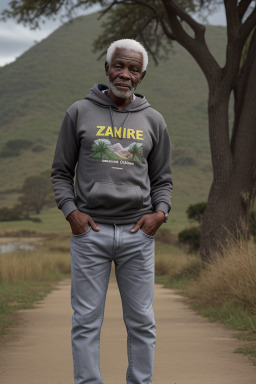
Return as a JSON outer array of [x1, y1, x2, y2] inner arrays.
[[155, 243, 199, 277], [188, 240, 256, 314], [0, 235, 71, 283]]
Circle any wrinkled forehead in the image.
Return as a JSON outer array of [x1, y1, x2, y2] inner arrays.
[[111, 47, 143, 67]]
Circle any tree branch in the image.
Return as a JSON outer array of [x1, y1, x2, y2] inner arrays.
[[161, 0, 220, 84], [222, 1, 244, 88], [224, 0, 241, 39], [121, 0, 162, 17], [162, 0, 205, 40], [238, 0, 253, 20], [231, 27, 256, 154], [159, 17, 176, 40], [240, 5, 256, 42], [98, 0, 118, 19]]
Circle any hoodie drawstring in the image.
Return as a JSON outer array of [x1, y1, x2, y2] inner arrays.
[[109, 106, 130, 130]]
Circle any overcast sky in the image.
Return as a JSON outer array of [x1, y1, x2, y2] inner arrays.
[[0, 1, 226, 68]]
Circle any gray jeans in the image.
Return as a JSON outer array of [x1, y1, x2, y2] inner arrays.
[[70, 223, 156, 384]]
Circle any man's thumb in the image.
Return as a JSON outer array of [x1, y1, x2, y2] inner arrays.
[[131, 221, 142, 233], [89, 218, 100, 231]]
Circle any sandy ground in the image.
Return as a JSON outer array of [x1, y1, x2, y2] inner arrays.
[[0, 279, 255, 384]]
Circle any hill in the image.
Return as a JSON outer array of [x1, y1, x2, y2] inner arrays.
[[0, 12, 227, 230]]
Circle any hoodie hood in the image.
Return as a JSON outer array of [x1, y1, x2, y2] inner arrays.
[[85, 84, 151, 112]]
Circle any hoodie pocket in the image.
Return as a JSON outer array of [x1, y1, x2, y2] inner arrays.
[[87, 182, 143, 212]]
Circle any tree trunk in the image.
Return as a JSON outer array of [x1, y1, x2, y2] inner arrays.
[[200, 40, 256, 262], [200, 176, 250, 263]]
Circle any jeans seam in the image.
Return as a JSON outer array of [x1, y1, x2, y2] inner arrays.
[[124, 308, 133, 380]]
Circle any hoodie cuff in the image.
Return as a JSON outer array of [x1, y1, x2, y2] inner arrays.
[[155, 202, 170, 215], [61, 201, 78, 219]]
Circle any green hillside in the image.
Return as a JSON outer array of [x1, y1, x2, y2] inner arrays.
[[0, 12, 227, 230]]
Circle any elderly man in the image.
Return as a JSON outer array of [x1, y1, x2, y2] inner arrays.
[[51, 39, 172, 384]]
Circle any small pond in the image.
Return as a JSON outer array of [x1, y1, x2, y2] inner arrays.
[[0, 244, 35, 254]]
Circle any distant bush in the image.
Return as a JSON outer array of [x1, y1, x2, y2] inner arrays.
[[173, 146, 198, 166], [186, 202, 207, 224], [178, 227, 201, 252], [179, 202, 256, 252], [0, 205, 24, 221], [178, 202, 206, 252], [0, 139, 33, 157]]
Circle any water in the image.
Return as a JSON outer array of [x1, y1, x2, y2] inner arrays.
[[0, 243, 35, 254]]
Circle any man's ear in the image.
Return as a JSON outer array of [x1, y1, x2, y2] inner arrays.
[[140, 71, 146, 82], [105, 61, 109, 76]]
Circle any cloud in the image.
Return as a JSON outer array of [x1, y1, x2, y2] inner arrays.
[[0, 4, 101, 67], [0, 20, 54, 66]]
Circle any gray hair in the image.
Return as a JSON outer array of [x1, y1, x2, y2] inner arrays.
[[106, 39, 148, 72]]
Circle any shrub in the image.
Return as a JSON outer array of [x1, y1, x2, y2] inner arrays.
[[178, 226, 200, 252], [0, 205, 23, 221], [186, 202, 207, 223], [0, 139, 33, 157], [188, 240, 256, 314]]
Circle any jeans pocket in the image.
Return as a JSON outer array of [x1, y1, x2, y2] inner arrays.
[[138, 229, 154, 240], [71, 226, 92, 238]]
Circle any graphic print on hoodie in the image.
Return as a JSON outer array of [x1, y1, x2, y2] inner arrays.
[[51, 84, 173, 224]]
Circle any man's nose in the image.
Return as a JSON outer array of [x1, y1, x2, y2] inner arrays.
[[119, 68, 130, 79]]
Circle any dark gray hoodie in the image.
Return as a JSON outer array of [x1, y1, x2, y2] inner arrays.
[[51, 84, 172, 224]]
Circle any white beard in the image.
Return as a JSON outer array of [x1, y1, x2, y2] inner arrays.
[[109, 81, 135, 99]]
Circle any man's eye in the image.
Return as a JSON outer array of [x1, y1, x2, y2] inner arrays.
[[131, 68, 139, 73]]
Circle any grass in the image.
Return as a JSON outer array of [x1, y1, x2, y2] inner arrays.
[[0, 208, 70, 233], [0, 281, 54, 336], [0, 233, 70, 336], [235, 332, 256, 364], [187, 241, 256, 314]]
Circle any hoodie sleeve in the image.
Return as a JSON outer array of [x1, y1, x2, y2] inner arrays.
[[50, 111, 79, 219], [147, 126, 173, 214]]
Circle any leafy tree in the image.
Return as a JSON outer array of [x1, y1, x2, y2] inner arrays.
[[2, 1, 256, 262], [179, 201, 206, 252], [186, 202, 207, 224], [19, 175, 52, 214], [91, 139, 111, 158], [128, 142, 143, 161]]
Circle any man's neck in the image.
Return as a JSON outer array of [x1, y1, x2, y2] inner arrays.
[[106, 90, 134, 110]]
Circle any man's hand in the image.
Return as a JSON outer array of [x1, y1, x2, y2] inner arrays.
[[67, 210, 100, 235], [131, 211, 165, 236]]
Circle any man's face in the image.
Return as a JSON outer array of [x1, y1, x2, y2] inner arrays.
[[105, 48, 146, 99]]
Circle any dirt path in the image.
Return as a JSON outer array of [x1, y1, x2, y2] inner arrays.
[[0, 280, 255, 384]]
